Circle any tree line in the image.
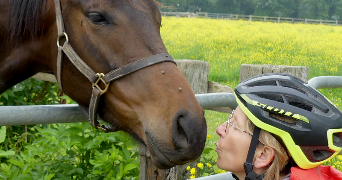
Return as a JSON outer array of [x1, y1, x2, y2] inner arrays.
[[157, 0, 342, 20]]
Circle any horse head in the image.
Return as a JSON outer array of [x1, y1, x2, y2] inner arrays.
[[1, 0, 207, 169]]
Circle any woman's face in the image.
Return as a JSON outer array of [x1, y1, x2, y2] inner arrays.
[[215, 106, 252, 173]]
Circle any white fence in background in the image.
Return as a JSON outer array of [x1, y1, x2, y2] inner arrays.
[[161, 12, 341, 26]]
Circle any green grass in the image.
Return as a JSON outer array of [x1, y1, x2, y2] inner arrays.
[[203, 110, 227, 161]]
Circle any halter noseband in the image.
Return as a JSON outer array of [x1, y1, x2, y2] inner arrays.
[[54, 0, 176, 132]]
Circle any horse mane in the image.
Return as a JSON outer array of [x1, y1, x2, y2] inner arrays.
[[8, 0, 47, 47]]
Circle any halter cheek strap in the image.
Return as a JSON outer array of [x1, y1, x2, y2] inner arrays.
[[244, 126, 264, 180], [54, 0, 176, 132]]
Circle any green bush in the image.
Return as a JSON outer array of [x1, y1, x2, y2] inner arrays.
[[0, 123, 140, 180], [0, 79, 140, 179], [0, 79, 59, 106]]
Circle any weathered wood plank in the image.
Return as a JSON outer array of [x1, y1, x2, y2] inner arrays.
[[239, 64, 309, 83]]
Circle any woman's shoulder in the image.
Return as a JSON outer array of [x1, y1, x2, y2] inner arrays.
[[290, 165, 342, 180], [281, 173, 291, 180]]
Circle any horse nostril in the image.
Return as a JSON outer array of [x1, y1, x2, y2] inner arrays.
[[171, 109, 207, 161], [175, 115, 188, 148], [173, 109, 206, 150], [172, 109, 207, 150]]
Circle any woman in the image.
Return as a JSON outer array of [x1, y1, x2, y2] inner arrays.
[[216, 73, 342, 180]]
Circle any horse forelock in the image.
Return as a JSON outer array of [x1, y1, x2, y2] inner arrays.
[[8, 0, 47, 48]]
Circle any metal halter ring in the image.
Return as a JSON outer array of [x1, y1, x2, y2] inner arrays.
[[57, 32, 69, 48], [92, 73, 110, 95]]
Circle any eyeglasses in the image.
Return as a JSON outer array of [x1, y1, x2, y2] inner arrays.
[[225, 110, 253, 136]]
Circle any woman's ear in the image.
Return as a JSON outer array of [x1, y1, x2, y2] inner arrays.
[[254, 145, 275, 169]]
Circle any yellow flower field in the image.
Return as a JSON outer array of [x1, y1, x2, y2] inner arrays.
[[161, 17, 342, 86], [160, 17, 342, 176], [160, 16, 342, 110]]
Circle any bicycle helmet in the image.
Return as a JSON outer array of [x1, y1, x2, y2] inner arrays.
[[234, 73, 342, 170]]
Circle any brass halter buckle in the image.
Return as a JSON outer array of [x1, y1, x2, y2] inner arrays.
[[92, 73, 109, 95]]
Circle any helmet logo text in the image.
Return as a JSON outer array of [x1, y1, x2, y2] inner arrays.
[[250, 99, 309, 123]]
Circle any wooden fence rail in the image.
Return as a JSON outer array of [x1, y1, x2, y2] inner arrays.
[[161, 12, 341, 26]]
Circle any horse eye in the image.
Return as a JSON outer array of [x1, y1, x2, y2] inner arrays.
[[88, 12, 108, 25]]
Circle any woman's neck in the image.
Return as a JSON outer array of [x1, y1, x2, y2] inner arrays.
[[232, 171, 245, 180], [232, 167, 267, 180]]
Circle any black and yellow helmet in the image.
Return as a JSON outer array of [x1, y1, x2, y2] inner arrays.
[[235, 73, 342, 169]]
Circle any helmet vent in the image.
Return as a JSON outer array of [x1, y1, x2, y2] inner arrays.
[[333, 132, 342, 148], [268, 111, 300, 126], [278, 80, 307, 95], [280, 80, 330, 113], [283, 95, 313, 111], [255, 93, 284, 103], [312, 150, 334, 161], [247, 80, 277, 87], [301, 146, 335, 162]]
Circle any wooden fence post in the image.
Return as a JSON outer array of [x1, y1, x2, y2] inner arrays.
[[278, 17, 280, 23], [175, 60, 209, 94], [264, 16, 266, 22], [239, 64, 309, 83], [139, 60, 209, 180], [139, 144, 172, 180], [249, 15, 252, 21]]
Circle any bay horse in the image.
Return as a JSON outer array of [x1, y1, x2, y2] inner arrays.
[[0, 0, 207, 169]]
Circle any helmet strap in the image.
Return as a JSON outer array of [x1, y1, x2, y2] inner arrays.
[[244, 126, 264, 180]]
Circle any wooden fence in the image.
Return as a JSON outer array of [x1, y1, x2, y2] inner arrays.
[[161, 12, 341, 26]]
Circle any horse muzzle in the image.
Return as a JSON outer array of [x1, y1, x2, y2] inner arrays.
[[145, 109, 207, 169]]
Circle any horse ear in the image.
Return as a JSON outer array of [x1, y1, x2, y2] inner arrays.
[[253, 145, 275, 169]]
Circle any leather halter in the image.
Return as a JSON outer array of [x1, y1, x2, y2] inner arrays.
[[53, 0, 176, 132]]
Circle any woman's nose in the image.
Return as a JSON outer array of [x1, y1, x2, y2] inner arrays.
[[216, 122, 226, 137]]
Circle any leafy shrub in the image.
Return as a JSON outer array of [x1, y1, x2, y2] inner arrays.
[[0, 123, 140, 180], [0, 79, 60, 106], [0, 79, 140, 179]]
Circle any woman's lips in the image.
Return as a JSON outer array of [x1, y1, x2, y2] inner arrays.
[[215, 142, 220, 152]]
